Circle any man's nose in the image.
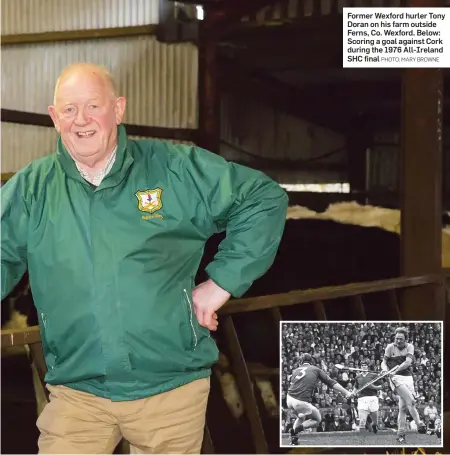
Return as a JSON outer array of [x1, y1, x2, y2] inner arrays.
[[74, 109, 89, 125]]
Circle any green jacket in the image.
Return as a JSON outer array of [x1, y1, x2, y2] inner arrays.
[[1, 125, 288, 401]]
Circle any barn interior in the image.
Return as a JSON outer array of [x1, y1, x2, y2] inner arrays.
[[1, 0, 449, 454]]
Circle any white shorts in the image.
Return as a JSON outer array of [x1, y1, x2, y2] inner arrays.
[[357, 396, 379, 413], [286, 394, 317, 416], [390, 374, 415, 396]]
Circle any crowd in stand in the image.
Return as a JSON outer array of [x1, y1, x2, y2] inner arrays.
[[281, 322, 442, 432]]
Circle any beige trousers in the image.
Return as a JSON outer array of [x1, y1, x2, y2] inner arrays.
[[37, 377, 210, 454]]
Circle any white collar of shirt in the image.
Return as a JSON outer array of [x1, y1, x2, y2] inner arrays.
[[76, 145, 117, 186]]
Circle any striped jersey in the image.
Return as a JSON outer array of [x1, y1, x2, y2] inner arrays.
[[384, 342, 414, 376]]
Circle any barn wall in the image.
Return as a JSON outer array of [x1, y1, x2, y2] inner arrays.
[[1, 0, 198, 174], [1, 0, 159, 34], [220, 92, 347, 185]]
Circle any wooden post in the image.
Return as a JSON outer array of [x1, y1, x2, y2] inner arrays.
[[399, 66, 444, 320], [197, 7, 220, 153], [347, 113, 372, 198]]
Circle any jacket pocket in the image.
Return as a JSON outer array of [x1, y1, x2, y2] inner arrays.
[[39, 312, 58, 370], [181, 287, 198, 351]]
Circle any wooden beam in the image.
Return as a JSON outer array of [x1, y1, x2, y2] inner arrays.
[[1, 25, 157, 45], [400, 67, 445, 320], [219, 275, 440, 315], [1, 326, 41, 348], [219, 58, 350, 133], [1, 109, 197, 142]]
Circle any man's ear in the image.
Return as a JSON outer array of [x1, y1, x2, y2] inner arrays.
[[48, 105, 60, 132], [114, 97, 127, 125]]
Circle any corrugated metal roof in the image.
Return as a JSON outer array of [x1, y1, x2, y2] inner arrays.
[[1, 36, 198, 129], [1, 0, 159, 35], [1, 123, 195, 173]]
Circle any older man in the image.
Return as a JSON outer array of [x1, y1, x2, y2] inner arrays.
[[1, 63, 288, 454]]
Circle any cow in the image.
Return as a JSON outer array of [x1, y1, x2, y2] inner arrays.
[[2, 201, 450, 453]]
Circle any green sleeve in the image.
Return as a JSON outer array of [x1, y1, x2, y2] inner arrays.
[[182, 146, 288, 297], [1, 172, 29, 299]]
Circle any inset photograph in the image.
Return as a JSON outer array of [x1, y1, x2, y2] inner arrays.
[[280, 321, 443, 449]]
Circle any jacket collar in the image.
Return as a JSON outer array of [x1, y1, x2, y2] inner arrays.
[[56, 124, 134, 190]]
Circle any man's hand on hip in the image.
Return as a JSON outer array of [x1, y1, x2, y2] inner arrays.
[[192, 279, 231, 331]]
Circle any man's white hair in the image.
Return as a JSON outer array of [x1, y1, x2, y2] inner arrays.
[[53, 62, 118, 104]]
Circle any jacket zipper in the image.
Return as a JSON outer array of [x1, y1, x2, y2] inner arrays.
[[183, 289, 198, 350], [40, 312, 56, 369]]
